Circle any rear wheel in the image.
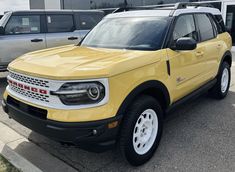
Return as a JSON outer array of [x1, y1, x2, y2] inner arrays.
[[119, 95, 163, 166], [210, 62, 231, 99]]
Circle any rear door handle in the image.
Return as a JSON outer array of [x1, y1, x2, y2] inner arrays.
[[196, 51, 204, 57], [68, 37, 78, 40], [31, 39, 43, 42]]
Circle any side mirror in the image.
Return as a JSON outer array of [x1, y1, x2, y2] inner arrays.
[[174, 37, 197, 51], [0, 26, 4, 35]]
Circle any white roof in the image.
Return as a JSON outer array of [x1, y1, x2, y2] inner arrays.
[[173, 7, 221, 16], [105, 7, 221, 19], [105, 10, 172, 18]]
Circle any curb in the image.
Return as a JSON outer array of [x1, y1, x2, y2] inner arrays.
[[0, 122, 78, 172], [0, 140, 42, 172]]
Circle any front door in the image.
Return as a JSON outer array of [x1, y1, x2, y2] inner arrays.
[[167, 14, 207, 102], [0, 15, 46, 65]]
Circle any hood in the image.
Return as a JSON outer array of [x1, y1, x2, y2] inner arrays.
[[8, 45, 162, 80]]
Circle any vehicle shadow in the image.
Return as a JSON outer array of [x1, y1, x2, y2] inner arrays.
[[15, 90, 234, 172]]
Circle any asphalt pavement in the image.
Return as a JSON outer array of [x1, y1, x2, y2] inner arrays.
[[0, 53, 234, 172]]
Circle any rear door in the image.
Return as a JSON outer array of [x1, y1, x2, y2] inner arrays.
[[195, 14, 220, 79], [74, 12, 104, 39], [0, 14, 46, 64], [45, 13, 79, 48]]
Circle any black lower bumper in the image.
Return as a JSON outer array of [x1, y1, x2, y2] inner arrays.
[[2, 97, 122, 152]]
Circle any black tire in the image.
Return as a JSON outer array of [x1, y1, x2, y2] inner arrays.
[[210, 62, 231, 99], [118, 95, 163, 166]]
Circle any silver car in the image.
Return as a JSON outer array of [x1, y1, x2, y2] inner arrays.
[[0, 10, 104, 72]]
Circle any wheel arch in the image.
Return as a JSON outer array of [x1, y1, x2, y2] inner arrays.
[[220, 51, 232, 68], [116, 80, 171, 117]]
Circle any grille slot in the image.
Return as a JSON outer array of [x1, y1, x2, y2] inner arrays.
[[9, 72, 49, 88], [7, 96, 47, 120]]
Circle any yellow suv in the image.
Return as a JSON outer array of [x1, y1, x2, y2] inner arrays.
[[2, 3, 232, 166]]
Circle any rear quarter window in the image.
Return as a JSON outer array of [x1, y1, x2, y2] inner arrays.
[[213, 15, 226, 34]]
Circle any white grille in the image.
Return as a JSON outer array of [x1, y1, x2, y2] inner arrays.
[[10, 85, 50, 103], [9, 72, 49, 88]]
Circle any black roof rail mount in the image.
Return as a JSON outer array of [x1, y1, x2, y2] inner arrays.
[[113, 2, 214, 13]]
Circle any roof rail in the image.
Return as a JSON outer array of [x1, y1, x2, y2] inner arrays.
[[176, 2, 214, 9], [113, 2, 215, 13]]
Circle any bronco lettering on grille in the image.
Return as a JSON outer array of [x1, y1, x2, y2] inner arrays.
[[8, 79, 48, 95]]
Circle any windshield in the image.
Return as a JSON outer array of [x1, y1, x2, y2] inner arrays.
[[81, 17, 170, 51], [0, 13, 10, 26]]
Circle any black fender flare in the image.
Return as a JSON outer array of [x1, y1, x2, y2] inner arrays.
[[218, 51, 232, 73], [116, 80, 171, 116]]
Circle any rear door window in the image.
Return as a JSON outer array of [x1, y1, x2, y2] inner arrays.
[[195, 14, 215, 42], [75, 13, 103, 30], [46, 14, 74, 33], [5, 15, 41, 35]]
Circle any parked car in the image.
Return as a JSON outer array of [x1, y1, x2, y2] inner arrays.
[[2, 3, 232, 166], [0, 10, 104, 72]]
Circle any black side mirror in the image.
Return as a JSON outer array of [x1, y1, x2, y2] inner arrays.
[[0, 26, 4, 35], [174, 37, 197, 51]]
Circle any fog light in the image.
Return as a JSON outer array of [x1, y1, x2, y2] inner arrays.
[[93, 129, 98, 135]]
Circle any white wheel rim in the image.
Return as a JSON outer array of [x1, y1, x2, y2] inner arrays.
[[133, 109, 158, 155], [221, 68, 229, 93]]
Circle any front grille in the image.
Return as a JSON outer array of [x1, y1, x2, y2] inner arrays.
[[10, 85, 49, 103], [9, 72, 49, 88], [7, 96, 47, 120]]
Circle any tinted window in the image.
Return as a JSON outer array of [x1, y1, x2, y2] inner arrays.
[[5, 15, 40, 35], [214, 15, 225, 33], [209, 15, 218, 36], [196, 14, 215, 42], [81, 17, 170, 50], [76, 13, 103, 30], [47, 15, 74, 33], [173, 15, 198, 42]]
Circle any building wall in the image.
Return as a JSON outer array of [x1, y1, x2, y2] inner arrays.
[[62, 0, 90, 10], [29, 0, 45, 9], [29, 0, 223, 10], [45, 0, 61, 9]]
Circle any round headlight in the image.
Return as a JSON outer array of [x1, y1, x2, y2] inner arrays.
[[52, 82, 106, 106], [88, 86, 100, 100]]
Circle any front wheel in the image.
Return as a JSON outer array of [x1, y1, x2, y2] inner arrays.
[[118, 95, 163, 166], [210, 62, 231, 99]]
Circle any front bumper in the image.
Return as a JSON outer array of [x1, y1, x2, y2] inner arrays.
[[0, 64, 8, 72], [2, 96, 122, 152]]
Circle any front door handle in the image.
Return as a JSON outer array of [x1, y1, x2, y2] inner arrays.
[[68, 37, 78, 40], [31, 39, 43, 42]]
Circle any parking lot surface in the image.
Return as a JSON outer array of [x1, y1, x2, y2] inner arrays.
[[0, 53, 234, 172]]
